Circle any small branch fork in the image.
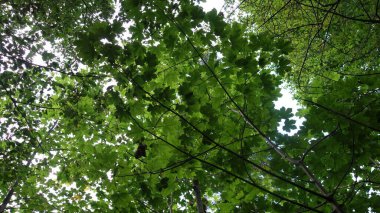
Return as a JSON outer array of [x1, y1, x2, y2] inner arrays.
[[231, 108, 344, 212], [0, 121, 58, 212]]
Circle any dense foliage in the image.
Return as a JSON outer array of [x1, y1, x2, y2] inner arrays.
[[0, 0, 379, 212]]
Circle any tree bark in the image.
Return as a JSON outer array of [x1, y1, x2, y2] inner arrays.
[[0, 180, 18, 212], [192, 179, 206, 213]]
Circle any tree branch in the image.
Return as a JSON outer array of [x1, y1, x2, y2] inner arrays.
[[296, 0, 380, 24], [257, 0, 292, 30], [301, 124, 341, 162], [302, 99, 380, 132], [127, 111, 323, 212]]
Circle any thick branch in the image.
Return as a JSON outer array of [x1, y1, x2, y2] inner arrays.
[[0, 181, 17, 212]]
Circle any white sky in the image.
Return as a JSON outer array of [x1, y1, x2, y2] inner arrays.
[[274, 84, 305, 135], [200, 0, 225, 12]]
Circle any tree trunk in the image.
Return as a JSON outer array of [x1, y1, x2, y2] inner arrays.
[[192, 179, 206, 213], [0, 180, 17, 213]]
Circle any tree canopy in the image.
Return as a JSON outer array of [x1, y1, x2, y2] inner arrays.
[[0, 0, 379, 212]]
